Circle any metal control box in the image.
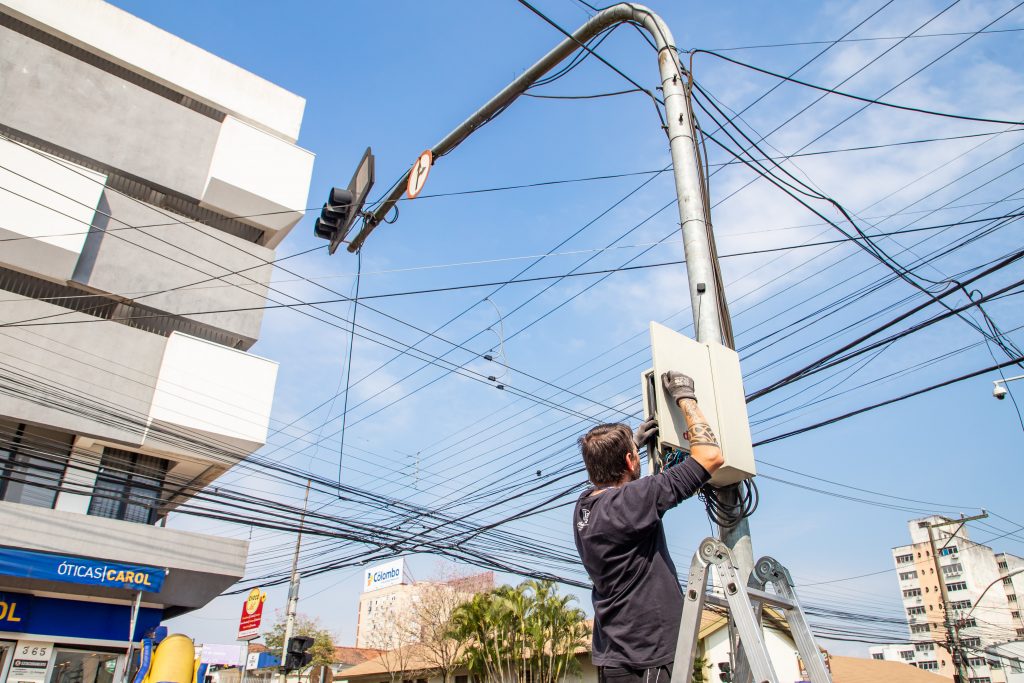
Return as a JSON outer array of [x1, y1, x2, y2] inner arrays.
[[641, 321, 756, 486]]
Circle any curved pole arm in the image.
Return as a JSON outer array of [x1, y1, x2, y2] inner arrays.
[[349, 5, 690, 254]]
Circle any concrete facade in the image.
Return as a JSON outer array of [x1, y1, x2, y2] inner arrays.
[[869, 517, 1024, 683], [0, 1, 313, 681]]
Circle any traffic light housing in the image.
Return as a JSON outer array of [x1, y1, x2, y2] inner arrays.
[[313, 147, 375, 254], [285, 635, 314, 670], [717, 662, 732, 682], [314, 187, 354, 242]]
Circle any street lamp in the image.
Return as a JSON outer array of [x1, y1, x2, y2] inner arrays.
[[992, 374, 1024, 400]]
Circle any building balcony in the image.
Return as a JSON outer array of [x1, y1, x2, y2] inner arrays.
[[0, 292, 277, 469], [0, 500, 247, 616], [0, 6, 313, 245]]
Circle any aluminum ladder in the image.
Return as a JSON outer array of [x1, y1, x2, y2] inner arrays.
[[670, 537, 833, 683]]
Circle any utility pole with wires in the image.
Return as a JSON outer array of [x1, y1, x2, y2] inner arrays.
[[337, 4, 828, 681], [920, 512, 989, 683], [279, 480, 311, 683], [342, 0, 752, 577]]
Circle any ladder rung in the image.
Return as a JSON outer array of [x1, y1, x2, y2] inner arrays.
[[702, 588, 796, 611]]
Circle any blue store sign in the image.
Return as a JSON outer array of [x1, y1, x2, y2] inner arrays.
[[0, 547, 166, 592], [0, 591, 30, 627], [0, 591, 160, 641]]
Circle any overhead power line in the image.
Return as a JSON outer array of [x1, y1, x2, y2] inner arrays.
[[699, 26, 1024, 52], [692, 48, 1024, 127]]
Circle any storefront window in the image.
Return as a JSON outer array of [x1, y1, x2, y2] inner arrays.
[[49, 650, 119, 683]]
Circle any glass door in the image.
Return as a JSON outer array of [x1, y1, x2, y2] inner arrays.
[[0, 641, 16, 683]]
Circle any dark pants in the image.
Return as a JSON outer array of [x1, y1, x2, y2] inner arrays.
[[599, 663, 673, 683]]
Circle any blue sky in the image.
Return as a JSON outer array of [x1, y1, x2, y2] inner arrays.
[[106, 0, 1024, 657]]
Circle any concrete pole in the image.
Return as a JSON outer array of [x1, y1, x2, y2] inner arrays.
[[922, 513, 988, 683], [280, 481, 311, 683]]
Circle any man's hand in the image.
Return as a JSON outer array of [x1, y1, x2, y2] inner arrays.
[[662, 371, 697, 404], [633, 417, 658, 452]]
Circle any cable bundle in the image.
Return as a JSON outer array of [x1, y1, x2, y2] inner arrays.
[[698, 480, 759, 529]]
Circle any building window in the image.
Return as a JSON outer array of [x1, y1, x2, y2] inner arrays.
[[900, 651, 914, 660], [900, 571, 918, 580], [87, 448, 167, 524], [904, 588, 922, 598], [0, 421, 72, 509], [872, 654, 884, 660], [967, 658, 986, 667], [999, 561, 1009, 570], [942, 563, 963, 575], [946, 581, 968, 592], [950, 599, 972, 610], [961, 618, 977, 628], [1004, 577, 1014, 585], [1009, 595, 1018, 604], [896, 554, 914, 564], [968, 678, 991, 683], [1018, 628, 1024, 638], [911, 625, 930, 634], [916, 643, 934, 652], [962, 637, 982, 648], [1012, 611, 1020, 619], [939, 546, 958, 556], [907, 606, 926, 616], [918, 661, 939, 670]]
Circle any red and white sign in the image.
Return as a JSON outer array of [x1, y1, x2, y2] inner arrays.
[[237, 588, 266, 641], [406, 150, 432, 199]]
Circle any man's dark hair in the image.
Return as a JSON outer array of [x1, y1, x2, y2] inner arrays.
[[578, 423, 634, 485]]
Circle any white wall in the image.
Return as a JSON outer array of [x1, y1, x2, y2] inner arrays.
[[201, 116, 315, 242], [147, 332, 278, 453], [0, 0, 305, 141], [0, 137, 105, 277]]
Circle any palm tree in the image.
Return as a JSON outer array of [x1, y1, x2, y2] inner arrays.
[[449, 581, 588, 683]]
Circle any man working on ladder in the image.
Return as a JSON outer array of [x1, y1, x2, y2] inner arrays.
[[574, 371, 724, 683]]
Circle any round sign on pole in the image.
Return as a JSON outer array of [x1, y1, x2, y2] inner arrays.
[[406, 150, 433, 199]]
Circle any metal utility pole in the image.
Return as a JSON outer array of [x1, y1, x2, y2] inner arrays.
[[920, 512, 988, 683], [280, 480, 311, 683], [345, 3, 752, 576]]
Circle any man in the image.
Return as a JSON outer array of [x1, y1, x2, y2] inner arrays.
[[573, 371, 725, 683]]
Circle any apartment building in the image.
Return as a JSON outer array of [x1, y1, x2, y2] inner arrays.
[[869, 517, 1024, 683], [355, 561, 493, 649], [0, 0, 312, 681]]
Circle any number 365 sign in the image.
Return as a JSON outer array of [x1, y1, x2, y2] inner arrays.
[[11, 641, 53, 683]]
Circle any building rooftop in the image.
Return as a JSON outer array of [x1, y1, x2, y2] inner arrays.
[[830, 656, 951, 683]]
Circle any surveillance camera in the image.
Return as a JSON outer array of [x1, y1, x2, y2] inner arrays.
[[994, 385, 1008, 400]]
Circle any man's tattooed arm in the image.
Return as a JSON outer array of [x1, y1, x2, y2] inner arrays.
[[678, 398, 724, 473]]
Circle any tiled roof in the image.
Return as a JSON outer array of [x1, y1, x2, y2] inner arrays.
[[830, 656, 951, 683]]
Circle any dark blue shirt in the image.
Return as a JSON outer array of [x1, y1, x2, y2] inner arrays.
[[573, 458, 710, 668]]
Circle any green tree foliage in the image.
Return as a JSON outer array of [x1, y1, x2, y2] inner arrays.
[[263, 611, 336, 667], [449, 580, 589, 683], [692, 656, 708, 683]]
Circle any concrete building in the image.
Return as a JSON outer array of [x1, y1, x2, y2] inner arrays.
[[869, 517, 1024, 682], [0, 0, 312, 680], [355, 563, 493, 650]]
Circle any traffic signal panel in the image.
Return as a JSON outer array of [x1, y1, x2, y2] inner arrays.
[[285, 635, 314, 670]]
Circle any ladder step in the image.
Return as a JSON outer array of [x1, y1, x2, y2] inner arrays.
[[702, 588, 795, 611]]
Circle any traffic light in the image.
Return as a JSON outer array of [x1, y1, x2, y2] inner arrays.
[[313, 147, 375, 254], [717, 662, 732, 682], [313, 187, 354, 243], [285, 635, 314, 670]]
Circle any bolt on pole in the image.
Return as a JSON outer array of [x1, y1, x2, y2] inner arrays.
[[346, 3, 751, 575]]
